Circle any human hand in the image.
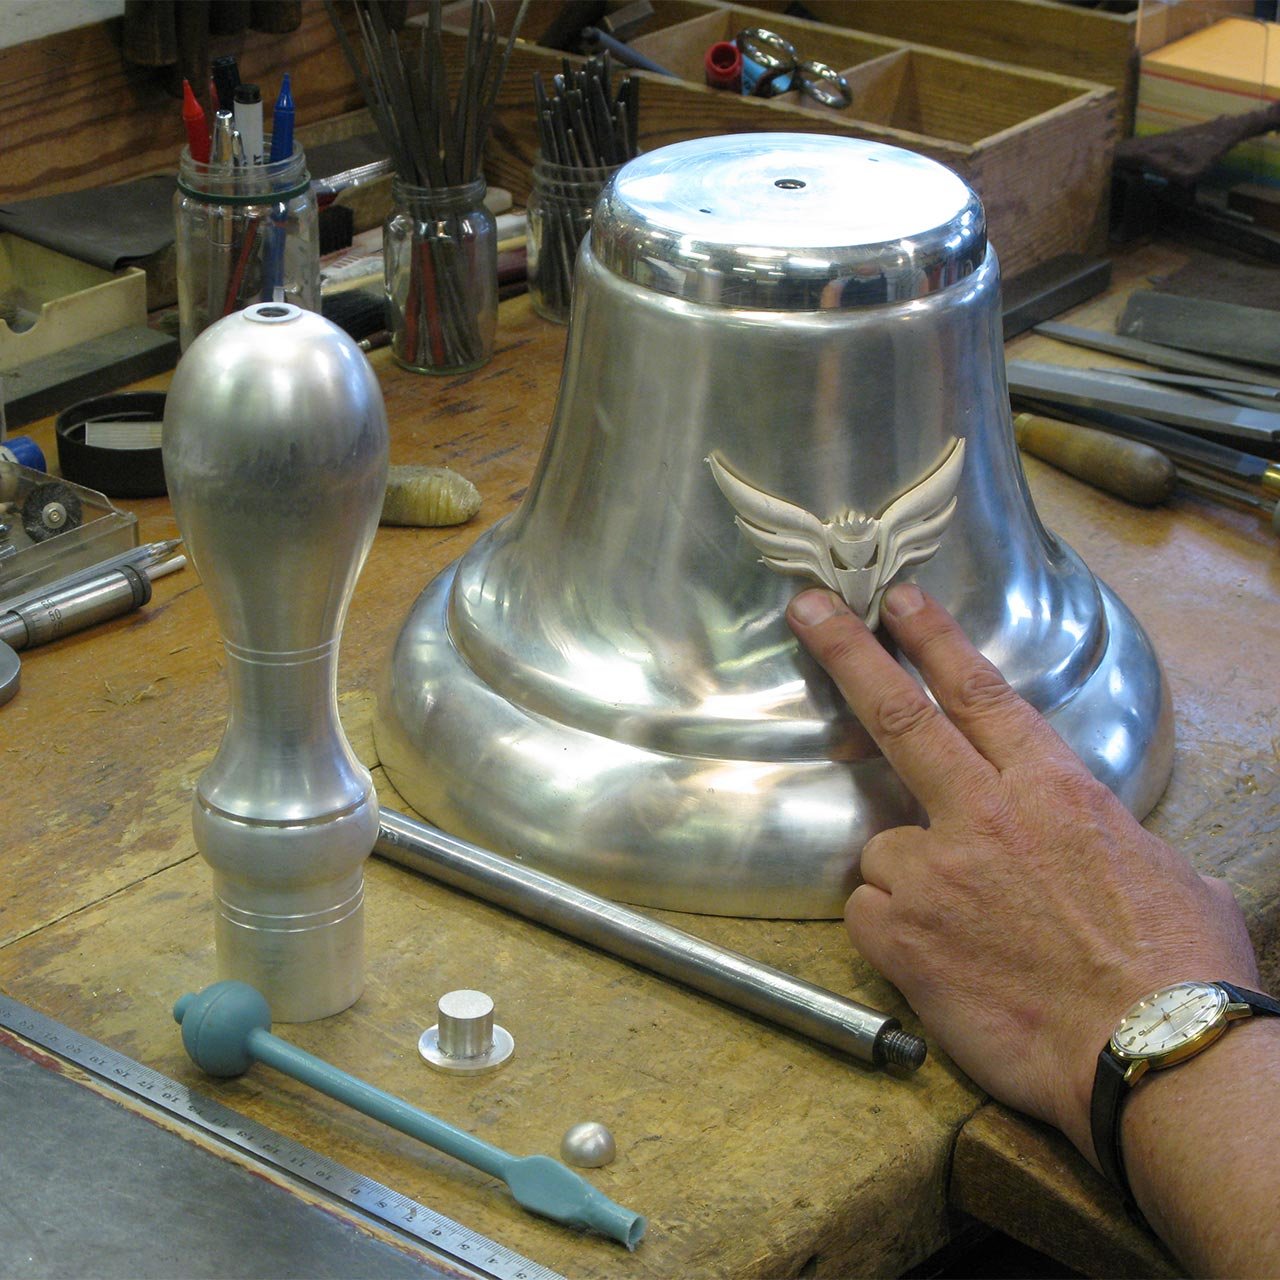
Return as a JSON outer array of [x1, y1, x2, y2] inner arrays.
[[786, 583, 1258, 1163]]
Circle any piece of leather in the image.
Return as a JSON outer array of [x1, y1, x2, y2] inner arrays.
[[1218, 982, 1280, 1018], [1090, 1047, 1132, 1198]]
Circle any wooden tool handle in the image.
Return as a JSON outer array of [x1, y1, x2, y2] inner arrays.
[[1012, 412, 1177, 506]]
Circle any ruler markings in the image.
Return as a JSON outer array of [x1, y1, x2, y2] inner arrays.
[[0, 995, 564, 1280]]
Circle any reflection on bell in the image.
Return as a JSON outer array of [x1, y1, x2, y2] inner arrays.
[[375, 134, 1172, 919]]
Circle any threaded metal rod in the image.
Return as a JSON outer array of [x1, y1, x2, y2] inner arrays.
[[875, 1026, 929, 1071], [375, 806, 927, 1072]]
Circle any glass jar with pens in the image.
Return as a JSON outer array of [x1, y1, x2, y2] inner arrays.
[[174, 139, 320, 351]]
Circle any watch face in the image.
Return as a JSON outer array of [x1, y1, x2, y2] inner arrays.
[[1111, 981, 1228, 1062]]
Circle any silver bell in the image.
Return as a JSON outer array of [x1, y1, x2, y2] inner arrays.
[[375, 134, 1172, 919]]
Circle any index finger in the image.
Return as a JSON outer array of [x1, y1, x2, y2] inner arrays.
[[787, 588, 995, 817], [878, 584, 1079, 774]]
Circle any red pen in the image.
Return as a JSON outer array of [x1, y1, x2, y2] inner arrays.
[[182, 78, 211, 163]]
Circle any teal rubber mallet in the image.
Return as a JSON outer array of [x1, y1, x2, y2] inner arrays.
[[174, 981, 645, 1249]]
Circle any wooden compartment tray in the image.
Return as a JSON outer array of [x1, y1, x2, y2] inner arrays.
[[0, 235, 147, 369], [744, 0, 1255, 131], [472, 1, 1118, 280]]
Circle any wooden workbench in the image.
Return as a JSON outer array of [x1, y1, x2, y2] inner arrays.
[[1, 241, 1275, 1279]]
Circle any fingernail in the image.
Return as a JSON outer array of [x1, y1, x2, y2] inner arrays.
[[789, 589, 840, 626], [882, 583, 925, 619]]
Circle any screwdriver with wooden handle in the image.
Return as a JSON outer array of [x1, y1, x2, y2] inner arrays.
[[1012, 411, 1177, 506]]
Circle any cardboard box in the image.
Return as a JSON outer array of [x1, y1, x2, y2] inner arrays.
[[1136, 17, 1280, 187], [0, 236, 147, 369]]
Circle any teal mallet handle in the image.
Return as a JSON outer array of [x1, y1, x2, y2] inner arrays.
[[174, 981, 645, 1248]]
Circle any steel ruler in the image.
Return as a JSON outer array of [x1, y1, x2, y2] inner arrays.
[[0, 992, 565, 1280]]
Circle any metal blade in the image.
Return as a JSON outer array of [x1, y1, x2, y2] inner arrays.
[[1005, 361, 1280, 444], [1009, 396, 1272, 483], [1032, 322, 1280, 390]]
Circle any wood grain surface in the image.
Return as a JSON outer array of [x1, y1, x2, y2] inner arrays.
[[0, 297, 978, 1280], [0, 4, 366, 202], [1, 243, 1276, 1278], [952, 1108, 1180, 1279]]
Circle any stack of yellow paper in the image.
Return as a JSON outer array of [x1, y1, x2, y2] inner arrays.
[[1136, 17, 1279, 186]]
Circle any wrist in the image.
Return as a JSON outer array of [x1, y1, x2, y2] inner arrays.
[[1052, 980, 1172, 1163], [1123, 1017, 1280, 1250]]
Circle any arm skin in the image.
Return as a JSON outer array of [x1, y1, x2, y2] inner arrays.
[[787, 582, 1279, 1278]]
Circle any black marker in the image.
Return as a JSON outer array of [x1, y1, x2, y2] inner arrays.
[[211, 53, 240, 112]]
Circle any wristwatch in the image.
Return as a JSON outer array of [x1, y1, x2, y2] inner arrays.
[[1090, 980, 1280, 1200]]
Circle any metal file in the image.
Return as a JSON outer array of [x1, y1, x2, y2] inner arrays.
[[1005, 360, 1280, 444], [1032, 322, 1280, 391]]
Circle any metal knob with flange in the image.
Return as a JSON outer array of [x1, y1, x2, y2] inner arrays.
[[419, 989, 514, 1073], [163, 302, 388, 1021]]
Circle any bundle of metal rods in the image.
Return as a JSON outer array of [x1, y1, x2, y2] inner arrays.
[[325, 0, 530, 369], [534, 55, 639, 170], [530, 56, 640, 319]]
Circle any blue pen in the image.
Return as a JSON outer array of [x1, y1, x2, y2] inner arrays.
[[263, 74, 295, 301], [269, 73, 294, 162]]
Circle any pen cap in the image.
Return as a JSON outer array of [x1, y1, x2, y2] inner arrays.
[[211, 53, 240, 111], [233, 83, 264, 164]]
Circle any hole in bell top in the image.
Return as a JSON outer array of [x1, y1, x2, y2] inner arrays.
[[591, 133, 987, 310]]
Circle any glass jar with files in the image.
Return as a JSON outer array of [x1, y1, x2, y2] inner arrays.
[[527, 158, 620, 324], [174, 142, 320, 351], [383, 178, 496, 375]]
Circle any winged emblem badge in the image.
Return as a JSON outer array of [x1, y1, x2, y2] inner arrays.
[[706, 438, 966, 629]]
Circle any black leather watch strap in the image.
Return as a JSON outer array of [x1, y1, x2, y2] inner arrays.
[[1090, 1048, 1132, 1197], [1089, 982, 1280, 1203], [1218, 982, 1280, 1017]]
